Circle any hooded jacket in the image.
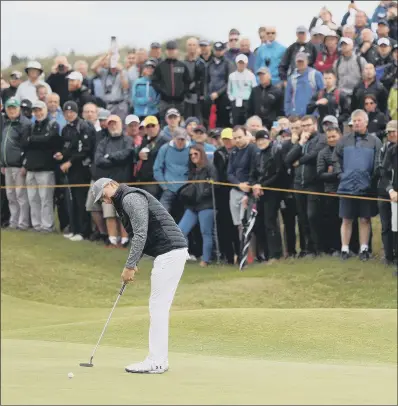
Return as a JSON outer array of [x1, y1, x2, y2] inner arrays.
[[131, 76, 160, 117], [351, 79, 388, 113], [255, 41, 286, 84], [153, 139, 191, 193], [0, 114, 31, 168]]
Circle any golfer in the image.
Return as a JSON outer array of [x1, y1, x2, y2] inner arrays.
[[92, 177, 188, 374]]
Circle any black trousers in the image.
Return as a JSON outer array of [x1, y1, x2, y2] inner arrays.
[[280, 193, 299, 256], [378, 200, 394, 261], [295, 192, 322, 254], [215, 94, 231, 128], [321, 195, 341, 253], [263, 191, 283, 259], [199, 99, 212, 128], [184, 102, 200, 120], [68, 186, 91, 238], [231, 102, 248, 126], [138, 184, 162, 200], [254, 195, 268, 260], [54, 169, 69, 232], [0, 172, 10, 226]]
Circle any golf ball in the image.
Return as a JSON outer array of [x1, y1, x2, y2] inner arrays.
[[68, 372, 74, 379]]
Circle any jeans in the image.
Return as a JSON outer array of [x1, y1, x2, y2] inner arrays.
[[159, 189, 178, 213], [179, 209, 214, 263]]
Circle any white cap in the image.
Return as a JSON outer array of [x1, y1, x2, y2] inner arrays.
[[378, 37, 391, 46], [139, 121, 145, 128], [340, 37, 353, 46], [25, 61, 43, 72], [235, 54, 248, 64], [67, 71, 83, 82], [125, 114, 140, 125], [318, 25, 332, 37], [32, 100, 47, 109]]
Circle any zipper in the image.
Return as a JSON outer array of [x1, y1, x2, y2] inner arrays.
[[2, 123, 12, 167], [170, 62, 175, 97], [145, 80, 149, 116], [301, 142, 308, 187]]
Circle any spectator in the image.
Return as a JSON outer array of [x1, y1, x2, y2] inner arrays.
[[57, 101, 95, 241], [310, 25, 330, 53], [125, 115, 142, 148], [224, 28, 241, 63], [314, 30, 339, 73], [20, 99, 33, 120], [135, 116, 169, 198], [153, 127, 191, 212], [213, 128, 239, 264], [374, 38, 393, 80], [364, 94, 388, 140], [73, 60, 93, 94], [381, 43, 398, 91], [239, 38, 256, 72], [124, 50, 139, 90], [246, 115, 263, 136], [317, 126, 342, 255], [184, 116, 200, 139], [208, 128, 223, 148], [341, 6, 371, 43], [132, 59, 159, 121], [284, 52, 324, 117], [149, 42, 163, 65], [2, 71, 22, 103], [321, 115, 340, 134], [136, 48, 149, 76], [377, 120, 397, 265], [0, 97, 31, 230], [372, 1, 393, 24], [351, 63, 388, 114], [278, 25, 318, 82], [152, 40, 191, 123], [387, 3, 397, 41], [195, 39, 214, 127], [227, 54, 257, 126], [160, 108, 181, 139], [285, 115, 327, 256], [254, 27, 286, 85], [36, 84, 49, 103], [46, 56, 72, 106], [247, 67, 284, 130], [22, 100, 61, 233], [388, 79, 398, 120], [178, 144, 217, 267], [358, 29, 378, 66], [334, 37, 367, 97], [94, 114, 134, 247], [254, 27, 267, 54], [249, 129, 284, 263], [376, 19, 397, 47], [67, 71, 97, 117], [309, 6, 339, 31], [333, 109, 382, 261], [227, 126, 258, 235], [184, 37, 200, 119], [208, 42, 235, 128], [306, 70, 351, 129], [191, 125, 216, 161], [15, 61, 51, 103], [82, 102, 100, 131], [46, 93, 67, 133], [341, 25, 356, 43]]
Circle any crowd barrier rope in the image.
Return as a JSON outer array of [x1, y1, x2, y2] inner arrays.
[[0, 179, 391, 203]]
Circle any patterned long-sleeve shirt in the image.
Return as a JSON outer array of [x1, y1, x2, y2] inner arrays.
[[122, 193, 148, 269]]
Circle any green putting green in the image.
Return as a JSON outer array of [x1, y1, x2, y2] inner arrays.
[[1, 230, 397, 404]]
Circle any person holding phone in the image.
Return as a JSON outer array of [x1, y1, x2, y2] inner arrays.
[[46, 56, 72, 106]]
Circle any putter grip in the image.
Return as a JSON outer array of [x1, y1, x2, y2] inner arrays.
[[119, 283, 127, 295]]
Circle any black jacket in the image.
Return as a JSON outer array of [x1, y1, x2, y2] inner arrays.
[[151, 58, 191, 103], [380, 143, 397, 195], [194, 54, 214, 98], [135, 133, 169, 182], [284, 132, 327, 190], [94, 134, 134, 183], [67, 86, 97, 116], [380, 61, 398, 92], [278, 41, 318, 81], [306, 87, 351, 129], [207, 56, 235, 97], [213, 146, 231, 183], [46, 71, 72, 106], [367, 110, 388, 141], [358, 44, 378, 65], [279, 139, 296, 189], [351, 79, 389, 114], [112, 184, 187, 258], [248, 142, 283, 189], [317, 145, 339, 193], [374, 53, 393, 68], [247, 84, 284, 130], [1, 86, 18, 104], [22, 117, 61, 171]]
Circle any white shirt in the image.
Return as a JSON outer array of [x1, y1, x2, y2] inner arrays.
[[227, 69, 257, 103], [15, 80, 52, 103]]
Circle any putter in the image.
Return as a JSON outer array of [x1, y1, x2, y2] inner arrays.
[[80, 283, 127, 367]]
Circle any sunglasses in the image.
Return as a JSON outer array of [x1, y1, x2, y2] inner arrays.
[[229, 38, 239, 42]]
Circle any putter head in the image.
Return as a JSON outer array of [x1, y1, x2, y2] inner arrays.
[[79, 362, 94, 367]]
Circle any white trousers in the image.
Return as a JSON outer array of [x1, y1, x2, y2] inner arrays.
[[392, 202, 397, 233], [148, 247, 188, 363]]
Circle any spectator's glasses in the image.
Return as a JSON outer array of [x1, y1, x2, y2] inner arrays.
[[266, 31, 276, 35], [229, 37, 239, 43], [365, 101, 375, 105], [302, 123, 313, 128], [146, 124, 156, 128]]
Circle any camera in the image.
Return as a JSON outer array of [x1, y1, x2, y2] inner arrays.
[[58, 64, 66, 73], [265, 58, 271, 67]]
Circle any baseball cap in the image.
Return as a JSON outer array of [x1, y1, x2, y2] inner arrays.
[[193, 125, 206, 133], [5, 97, 20, 108], [221, 128, 233, 140], [378, 19, 389, 26], [213, 41, 226, 51], [280, 128, 292, 136], [25, 60, 43, 74], [255, 130, 270, 140], [125, 114, 140, 126], [67, 71, 83, 81], [295, 52, 308, 62], [229, 28, 240, 36], [150, 42, 161, 49], [145, 116, 159, 126], [311, 26, 321, 36], [199, 39, 210, 46], [236, 54, 248, 64], [32, 100, 46, 110], [318, 25, 332, 37], [139, 121, 145, 128], [21, 99, 32, 109], [256, 67, 270, 75], [322, 115, 339, 125], [166, 108, 180, 118], [348, 119, 353, 126], [92, 178, 113, 203], [63, 100, 78, 113], [107, 114, 121, 124], [386, 120, 397, 132], [184, 117, 200, 127], [166, 40, 177, 50], [10, 71, 22, 79], [340, 37, 353, 46], [378, 37, 391, 46], [174, 128, 188, 140], [325, 30, 339, 39], [143, 59, 157, 68], [209, 128, 222, 138], [296, 25, 307, 34], [98, 108, 111, 121]]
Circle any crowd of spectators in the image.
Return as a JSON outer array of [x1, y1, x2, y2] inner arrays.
[[1, 1, 397, 270]]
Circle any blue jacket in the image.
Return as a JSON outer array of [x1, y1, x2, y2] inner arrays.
[[333, 132, 382, 195], [284, 67, 324, 117], [372, 4, 389, 23], [255, 41, 286, 84], [131, 76, 160, 117], [191, 140, 216, 162], [227, 143, 258, 184], [153, 140, 191, 193]]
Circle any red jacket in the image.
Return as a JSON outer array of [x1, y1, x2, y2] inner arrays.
[[314, 50, 339, 73]]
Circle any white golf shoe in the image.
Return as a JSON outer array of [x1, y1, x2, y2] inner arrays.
[[125, 358, 169, 374]]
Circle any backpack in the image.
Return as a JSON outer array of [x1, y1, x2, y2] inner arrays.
[[291, 68, 318, 94], [336, 55, 363, 83]]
